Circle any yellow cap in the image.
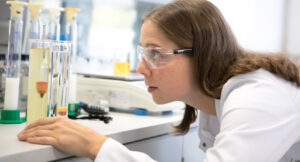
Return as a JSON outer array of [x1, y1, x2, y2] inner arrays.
[[64, 8, 80, 23], [28, 3, 43, 19], [7, 1, 27, 18], [46, 7, 63, 22]]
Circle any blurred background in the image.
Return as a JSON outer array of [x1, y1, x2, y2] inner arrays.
[[0, 0, 299, 74]]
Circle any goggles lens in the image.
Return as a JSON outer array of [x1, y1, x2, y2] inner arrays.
[[137, 45, 192, 68]]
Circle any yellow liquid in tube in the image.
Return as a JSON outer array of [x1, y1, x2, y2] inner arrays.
[[57, 107, 68, 116], [114, 62, 130, 75], [27, 48, 50, 125]]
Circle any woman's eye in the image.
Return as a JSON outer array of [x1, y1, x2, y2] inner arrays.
[[151, 50, 161, 59]]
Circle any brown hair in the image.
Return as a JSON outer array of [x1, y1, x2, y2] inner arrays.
[[144, 0, 300, 135]]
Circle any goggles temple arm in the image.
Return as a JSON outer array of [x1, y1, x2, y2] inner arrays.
[[173, 49, 193, 54]]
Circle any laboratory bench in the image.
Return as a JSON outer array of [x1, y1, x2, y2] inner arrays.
[[0, 110, 205, 162]]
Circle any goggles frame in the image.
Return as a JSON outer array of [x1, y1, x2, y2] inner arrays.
[[137, 45, 193, 68]]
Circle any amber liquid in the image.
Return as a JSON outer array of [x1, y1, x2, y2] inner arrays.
[[26, 48, 50, 125], [114, 62, 130, 75], [57, 107, 68, 116]]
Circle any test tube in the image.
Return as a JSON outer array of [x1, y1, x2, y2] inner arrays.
[[26, 38, 51, 125], [64, 8, 80, 112], [51, 41, 71, 117], [46, 7, 63, 117], [18, 3, 43, 114], [0, 1, 27, 124]]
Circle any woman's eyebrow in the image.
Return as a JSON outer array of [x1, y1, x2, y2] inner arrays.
[[145, 43, 161, 48]]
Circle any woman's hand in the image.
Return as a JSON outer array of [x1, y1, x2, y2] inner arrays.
[[18, 117, 107, 160]]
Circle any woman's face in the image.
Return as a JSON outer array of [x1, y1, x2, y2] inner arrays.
[[137, 20, 197, 104]]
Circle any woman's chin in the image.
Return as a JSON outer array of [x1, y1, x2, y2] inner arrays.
[[152, 97, 173, 105]]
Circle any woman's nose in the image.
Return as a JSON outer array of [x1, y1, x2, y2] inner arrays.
[[136, 59, 151, 77]]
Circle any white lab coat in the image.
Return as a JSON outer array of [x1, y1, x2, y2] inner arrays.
[[95, 69, 300, 162]]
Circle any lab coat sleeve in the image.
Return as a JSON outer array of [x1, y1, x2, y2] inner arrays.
[[94, 138, 158, 162], [204, 74, 300, 162]]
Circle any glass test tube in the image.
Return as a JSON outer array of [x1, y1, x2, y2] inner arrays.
[[46, 8, 62, 117], [17, 3, 43, 114], [50, 41, 71, 117], [4, 1, 26, 110], [64, 8, 80, 106], [26, 39, 51, 125]]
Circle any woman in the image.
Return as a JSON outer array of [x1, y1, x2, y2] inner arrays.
[[18, 0, 300, 161]]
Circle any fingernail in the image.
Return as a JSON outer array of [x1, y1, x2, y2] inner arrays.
[[17, 133, 23, 140]]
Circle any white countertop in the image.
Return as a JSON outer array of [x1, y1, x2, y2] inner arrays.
[[0, 110, 185, 162]]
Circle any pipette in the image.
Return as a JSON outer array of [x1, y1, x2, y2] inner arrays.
[[36, 56, 48, 98]]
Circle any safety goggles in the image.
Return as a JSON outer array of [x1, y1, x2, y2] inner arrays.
[[137, 45, 193, 68]]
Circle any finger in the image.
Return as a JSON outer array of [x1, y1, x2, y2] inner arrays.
[[18, 129, 53, 141], [19, 123, 58, 139], [24, 117, 62, 131], [22, 122, 58, 134], [18, 129, 51, 141], [27, 136, 57, 146]]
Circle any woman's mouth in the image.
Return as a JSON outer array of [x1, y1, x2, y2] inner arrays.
[[147, 86, 158, 93]]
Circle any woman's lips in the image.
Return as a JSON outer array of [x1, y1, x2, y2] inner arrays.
[[147, 86, 157, 93]]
